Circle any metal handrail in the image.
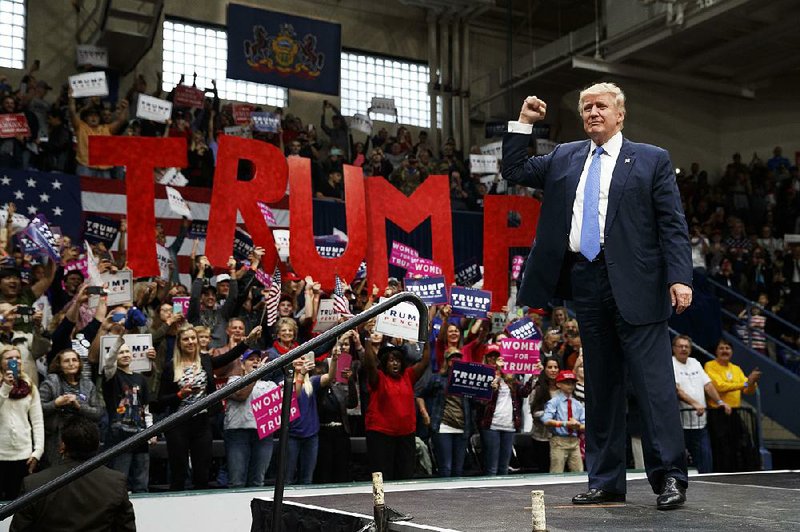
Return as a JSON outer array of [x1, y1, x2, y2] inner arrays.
[[0, 292, 430, 522], [718, 306, 800, 358], [705, 275, 800, 336]]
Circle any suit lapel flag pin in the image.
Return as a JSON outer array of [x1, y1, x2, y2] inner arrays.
[[625, 158, 631, 164]]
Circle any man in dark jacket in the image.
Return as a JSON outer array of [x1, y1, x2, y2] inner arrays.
[[10, 415, 136, 532]]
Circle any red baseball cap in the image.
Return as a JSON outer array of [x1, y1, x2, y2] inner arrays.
[[556, 370, 577, 383], [283, 271, 302, 282], [484, 343, 501, 355]]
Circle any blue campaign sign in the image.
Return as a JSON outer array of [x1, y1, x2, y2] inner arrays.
[[188, 220, 208, 239], [455, 258, 482, 287], [83, 214, 120, 246], [449, 286, 492, 318], [404, 276, 448, 305], [447, 361, 495, 401], [505, 317, 541, 340], [314, 235, 346, 258], [252, 112, 281, 133], [227, 4, 341, 95], [233, 228, 255, 260]]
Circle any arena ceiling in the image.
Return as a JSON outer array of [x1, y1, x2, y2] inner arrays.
[[400, 0, 800, 106]]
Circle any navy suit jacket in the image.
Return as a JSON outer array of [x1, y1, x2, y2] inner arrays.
[[502, 132, 692, 325]]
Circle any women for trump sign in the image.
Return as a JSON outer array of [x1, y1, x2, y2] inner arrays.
[[227, 4, 341, 95]]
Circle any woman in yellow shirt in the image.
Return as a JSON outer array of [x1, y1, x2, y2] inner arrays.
[[703, 339, 761, 408]]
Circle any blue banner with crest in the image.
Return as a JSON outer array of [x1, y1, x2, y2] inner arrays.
[[227, 4, 341, 95]]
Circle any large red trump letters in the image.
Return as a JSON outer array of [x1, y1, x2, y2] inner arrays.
[[89, 137, 537, 305]]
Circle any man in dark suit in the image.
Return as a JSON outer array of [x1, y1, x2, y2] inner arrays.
[[10, 415, 136, 531], [502, 82, 693, 510]]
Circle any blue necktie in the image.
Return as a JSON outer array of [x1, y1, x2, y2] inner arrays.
[[580, 146, 604, 261]]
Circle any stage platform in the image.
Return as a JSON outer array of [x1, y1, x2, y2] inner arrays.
[[284, 470, 800, 531], [2, 470, 798, 531]]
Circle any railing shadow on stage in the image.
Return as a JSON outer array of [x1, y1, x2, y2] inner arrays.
[[0, 292, 430, 532]]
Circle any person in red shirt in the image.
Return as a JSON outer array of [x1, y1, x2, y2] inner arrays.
[[363, 311, 432, 480]]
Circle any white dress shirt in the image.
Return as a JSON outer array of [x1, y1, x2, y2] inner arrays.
[[569, 131, 622, 252]]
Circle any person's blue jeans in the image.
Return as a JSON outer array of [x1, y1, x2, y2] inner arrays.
[[76, 163, 112, 179], [225, 428, 274, 487], [286, 434, 319, 485], [481, 429, 515, 475], [683, 427, 713, 474], [432, 432, 467, 477], [110, 451, 150, 492]]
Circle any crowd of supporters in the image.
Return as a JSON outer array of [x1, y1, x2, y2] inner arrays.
[[677, 152, 800, 372], [0, 66, 505, 211]]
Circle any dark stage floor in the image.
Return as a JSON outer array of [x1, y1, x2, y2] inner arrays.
[[286, 471, 800, 531]]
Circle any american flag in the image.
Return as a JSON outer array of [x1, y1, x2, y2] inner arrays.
[[333, 274, 352, 317], [264, 266, 282, 326], [79, 176, 290, 285], [0, 169, 83, 241]]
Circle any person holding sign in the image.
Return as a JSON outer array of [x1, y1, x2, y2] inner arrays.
[[363, 310, 432, 481], [503, 83, 692, 509], [424, 349, 475, 478], [68, 88, 129, 178], [39, 349, 104, 470], [285, 342, 338, 485], [314, 332, 360, 484], [102, 334, 156, 492], [434, 305, 463, 372], [224, 349, 277, 488], [155, 324, 262, 491], [476, 345, 534, 476]]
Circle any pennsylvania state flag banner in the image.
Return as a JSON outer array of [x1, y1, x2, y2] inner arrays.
[[226, 4, 341, 96]]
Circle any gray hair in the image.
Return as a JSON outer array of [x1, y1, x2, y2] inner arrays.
[[578, 82, 626, 115]]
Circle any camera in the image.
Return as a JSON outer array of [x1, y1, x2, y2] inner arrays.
[[86, 286, 106, 296]]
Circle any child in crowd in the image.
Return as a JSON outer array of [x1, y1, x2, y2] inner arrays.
[[541, 370, 585, 474]]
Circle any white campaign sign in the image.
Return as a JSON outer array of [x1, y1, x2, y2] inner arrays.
[[470, 154, 499, 174], [100, 334, 153, 373], [100, 270, 133, 306], [480, 141, 503, 160], [68, 71, 109, 98], [369, 97, 397, 116], [273, 229, 290, 261], [156, 243, 171, 280], [348, 113, 373, 135], [0, 210, 30, 232], [375, 297, 420, 342], [76, 45, 109, 67], [165, 186, 192, 218], [313, 299, 338, 333], [136, 94, 173, 123], [157, 167, 188, 187]]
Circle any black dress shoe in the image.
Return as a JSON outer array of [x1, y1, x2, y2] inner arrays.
[[572, 488, 626, 505], [656, 477, 686, 510]]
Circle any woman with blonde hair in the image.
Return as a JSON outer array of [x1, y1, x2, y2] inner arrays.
[[0, 345, 44, 499], [39, 348, 103, 469], [156, 324, 262, 491]]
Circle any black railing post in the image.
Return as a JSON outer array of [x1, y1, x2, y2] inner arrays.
[[271, 365, 294, 532]]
